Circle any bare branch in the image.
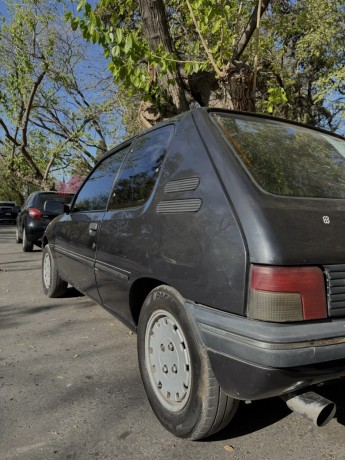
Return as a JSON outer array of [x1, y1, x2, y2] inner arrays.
[[0, 118, 19, 146], [22, 68, 47, 147], [233, 0, 271, 61]]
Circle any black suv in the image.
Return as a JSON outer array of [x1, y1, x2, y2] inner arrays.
[[0, 201, 20, 224], [42, 109, 345, 440], [16, 191, 74, 251]]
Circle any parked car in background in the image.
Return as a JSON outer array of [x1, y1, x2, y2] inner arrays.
[[16, 191, 74, 251], [0, 201, 20, 224], [41, 108, 345, 440]]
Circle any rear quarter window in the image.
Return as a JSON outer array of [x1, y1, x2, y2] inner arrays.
[[109, 125, 174, 209], [212, 113, 345, 199]]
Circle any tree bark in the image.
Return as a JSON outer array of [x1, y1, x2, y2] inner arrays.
[[138, 0, 270, 122], [188, 0, 271, 113], [139, 0, 189, 118]]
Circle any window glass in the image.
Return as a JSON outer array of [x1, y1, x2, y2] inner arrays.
[[33, 193, 74, 207], [110, 126, 173, 209], [212, 113, 345, 199], [73, 147, 129, 211]]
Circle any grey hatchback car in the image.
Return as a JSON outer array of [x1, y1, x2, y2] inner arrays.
[[42, 108, 345, 440]]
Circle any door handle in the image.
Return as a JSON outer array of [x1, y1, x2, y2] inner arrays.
[[88, 222, 98, 236]]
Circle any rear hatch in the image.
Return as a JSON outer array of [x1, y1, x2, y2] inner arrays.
[[32, 192, 74, 221], [212, 112, 345, 320]]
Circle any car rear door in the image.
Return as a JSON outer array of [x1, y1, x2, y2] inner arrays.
[[53, 146, 129, 300]]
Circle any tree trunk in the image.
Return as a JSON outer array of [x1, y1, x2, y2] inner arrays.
[[225, 61, 255, 111], [188, 61, 255, 112], [139, 0, 189, 118]]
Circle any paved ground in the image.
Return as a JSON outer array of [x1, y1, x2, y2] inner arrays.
[[1, 223, 345, 460]]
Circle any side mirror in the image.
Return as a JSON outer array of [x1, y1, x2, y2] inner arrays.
[[44, 200, 68, 216]]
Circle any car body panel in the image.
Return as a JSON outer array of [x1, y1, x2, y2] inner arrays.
[[192, 109, 345, 266], [53, 211, 103, 302]]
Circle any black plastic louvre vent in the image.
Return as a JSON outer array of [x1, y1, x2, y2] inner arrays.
[[324, 264, 345, 317]]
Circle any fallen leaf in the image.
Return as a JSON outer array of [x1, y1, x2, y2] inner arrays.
[[224, 445, 235, 453]]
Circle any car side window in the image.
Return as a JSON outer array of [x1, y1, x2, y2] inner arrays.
[[72, 146, 129, 212], [109, 126, 174, 210]]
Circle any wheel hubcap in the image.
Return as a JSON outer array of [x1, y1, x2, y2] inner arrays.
[[43, 252, 51, 289], [145, 309, 191, 412]]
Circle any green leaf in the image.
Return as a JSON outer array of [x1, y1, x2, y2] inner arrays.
[[115, 28, 123, 44], [212, 20, 221, 34], [77, 0, 85, 12], [192, 62, 200, 73], [92, 29, 99, 44], [111, 45, 121, 57], [124, 35, 133, 54], [71, 18, 79, 31], [184, 62, 192, 73]]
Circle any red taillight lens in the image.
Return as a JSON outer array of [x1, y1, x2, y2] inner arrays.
[[248, 265, 327, 322], [28, 207, 42, 220]]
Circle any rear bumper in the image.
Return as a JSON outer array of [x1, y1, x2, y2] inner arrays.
[[186, 302, 345, 400], [26, 219, 50, 243]]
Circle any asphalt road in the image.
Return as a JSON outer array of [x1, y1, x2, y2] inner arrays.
[[1, 223, 345, 460]]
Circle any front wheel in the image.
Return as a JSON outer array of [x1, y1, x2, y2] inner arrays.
[[42, 245, 68, 297], [137, 285, 238, 440]]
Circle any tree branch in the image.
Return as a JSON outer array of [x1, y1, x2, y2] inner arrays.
[[185, 0, 223, 78], [22, 69, 47, 148], [233, 0, 271, 61], [0, 118, 19, 146]]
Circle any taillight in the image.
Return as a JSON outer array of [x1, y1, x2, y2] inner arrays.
[[28, 207, 42, 220], [248, 265, 327, 322]]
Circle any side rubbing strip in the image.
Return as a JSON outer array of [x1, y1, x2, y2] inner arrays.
[[157, 199, 202, 214], [164, 177, 200, 193]]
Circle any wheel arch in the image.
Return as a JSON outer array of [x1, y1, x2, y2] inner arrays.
[[129, 277, 170, 327]]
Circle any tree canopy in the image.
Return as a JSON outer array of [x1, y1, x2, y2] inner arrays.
[[0, 0, 121, 198], [71, 0, 344, 132], [0, 0, 344, 201]]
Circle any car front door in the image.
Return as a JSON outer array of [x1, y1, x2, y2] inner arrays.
[[54, 146, 129, 301], [95, 126, 174, 324]]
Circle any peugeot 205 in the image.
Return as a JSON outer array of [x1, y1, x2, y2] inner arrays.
[[42, 108, 345, 440]]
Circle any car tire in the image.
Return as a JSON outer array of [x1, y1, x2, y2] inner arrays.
[[42, 245, 68, 298], [137, 285, 238, 440], [15, 227, 22, 244], [22, 228, 33, 252]]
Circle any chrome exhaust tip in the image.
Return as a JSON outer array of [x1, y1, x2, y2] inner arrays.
[[281, 391, 336, 427]]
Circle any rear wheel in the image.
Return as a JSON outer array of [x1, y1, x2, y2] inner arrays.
[[22, 228, 33, 252], [42, 245, 68, 297], [137, 285, 238, 440], [15, 227, 22, 244]]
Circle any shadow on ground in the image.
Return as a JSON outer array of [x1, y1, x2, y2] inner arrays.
[[206, 379, 345, 441]]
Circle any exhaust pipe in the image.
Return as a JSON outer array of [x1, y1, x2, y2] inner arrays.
[[282, 391, 336, 427]]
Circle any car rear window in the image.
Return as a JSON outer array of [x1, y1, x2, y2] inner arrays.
[[34, 193, 74, 207], [212, 113, 345, 199], [0, 202, 15, 207]]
